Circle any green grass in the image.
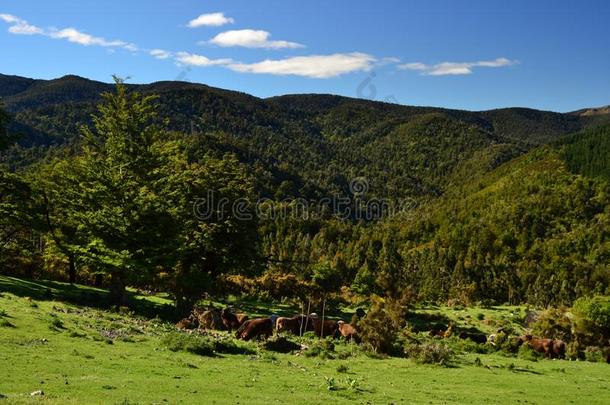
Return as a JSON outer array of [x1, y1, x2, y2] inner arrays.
[[1, 276, 609, 404]]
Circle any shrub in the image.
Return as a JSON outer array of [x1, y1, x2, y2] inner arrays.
[[48, 318, 64, 330], [161, 332, 254, 356], [449, 337, 493, 354], [304, 339, 336, 359], [531, 307, 573, 341], [336, 364, 349, 373], [405, 342, 454, 366], [584, 346, 605, 363], [517, 343, 541, 362], [573, 296, 610, 331], [495, 333, 522, 355], [572, 296, 610, 346], [565, 341, 582, 360], [359, 296, 408, 355], [261, 336, 301, 353], [218, 272, 311, 300]]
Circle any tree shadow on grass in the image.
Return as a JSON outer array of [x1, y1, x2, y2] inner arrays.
[[217, 296, 354, 320], [0, 276, 177, 321]]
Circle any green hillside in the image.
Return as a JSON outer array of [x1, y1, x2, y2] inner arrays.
[[0, 74, 609, 308], [1, 276, 609, 404]]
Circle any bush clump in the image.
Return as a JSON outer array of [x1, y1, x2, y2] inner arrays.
[[517, 343, 541, 362], [584, 346, 605, 363], [304, 339, 336, 359], [530, 307, 573, 341], [261, 336, 301, 353], [359, 296, 408, 355], [404, 342, 454, 366], [161, 332, 254, 356]]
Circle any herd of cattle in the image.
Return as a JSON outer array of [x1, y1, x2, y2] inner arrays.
[[429, 325, 567, 359], [177, 306, 566, 359], [176, 306, 358, 341]]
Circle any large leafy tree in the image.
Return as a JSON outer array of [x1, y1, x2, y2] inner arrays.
[[158, 144, 258, 312], [0, 105, 35, 264], [38, 78, 258, 306]]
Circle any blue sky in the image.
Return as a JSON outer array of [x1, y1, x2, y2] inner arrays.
[[1, 0, 609, 112]]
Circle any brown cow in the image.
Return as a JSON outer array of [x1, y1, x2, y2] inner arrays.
[[235, 318, 273, 341], [522, 335, 553, 357], [337, 321, 359, 342], [176, 314, 198, 330], [194, 307, 224, 330], [312, 317, 339, 338], [551, 339, 566, 359], [220, 308, 249, 331], [276, 315, 315, 335]]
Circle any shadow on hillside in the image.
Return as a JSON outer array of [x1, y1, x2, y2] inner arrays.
[[0, 276, 177, 321], [407, 311, 454, 332], [202, 296, 354, 320], [0, 276, 356, 322]]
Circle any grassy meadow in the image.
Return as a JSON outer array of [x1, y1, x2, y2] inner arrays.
[[0, 276, 609, 404]]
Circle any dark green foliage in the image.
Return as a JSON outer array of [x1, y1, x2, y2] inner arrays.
[[572, 296, 610, 347], [31, 78, 259, 307], [562, 124, 610, 180], [518, 344, 541, 362], [404, 341, 454, 366], [161, 332, 255, 356], [304, 338, 336, 359], [583, 346, 605, 363], [573, 296, 610, 332], [358, 296, 408, 355], [0, 102, 12, 151], [260, 336, 301, 353], [531, 308, 573, 342]]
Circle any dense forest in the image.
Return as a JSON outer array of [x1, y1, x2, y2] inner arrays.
[[1, 73, 609, 310]]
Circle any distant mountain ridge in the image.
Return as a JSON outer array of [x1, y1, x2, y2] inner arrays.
[[1, 73, 609, 201]]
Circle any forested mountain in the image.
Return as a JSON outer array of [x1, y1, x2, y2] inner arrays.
[[1, 73, 607, 201], [1, 73, 609, 306]]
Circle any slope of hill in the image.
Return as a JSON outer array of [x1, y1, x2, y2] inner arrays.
[[2, 73, 608, 203], [259, 121, 610, 305], [2, 275, 610, 403]]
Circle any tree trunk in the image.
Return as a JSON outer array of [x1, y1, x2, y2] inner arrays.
[[109, 271, 127, 306], [68, 255, 76, 284], [175, 295, 194, 317], [94, 273, 103, 287], [174, 258, 195, 316]]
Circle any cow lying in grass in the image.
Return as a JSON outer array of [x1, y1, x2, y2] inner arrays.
[[175, 314, 198, 330], [276, 315, 315, 335], [220, 307, 249, 331], [235, 318, 273, 341]]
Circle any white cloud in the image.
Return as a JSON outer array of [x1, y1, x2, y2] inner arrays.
[[187, 12, 234, 28], [49, 28, 135, 49], [399, 57, 516, 76], [0, 13, 43, 35], [207, 29, 304, 49], [150, 49, 172, 59], [228, 52, 376, 78], [0, 13, 137, 51], [0, 13, 19, 23], [174, 51, 232, 67]]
